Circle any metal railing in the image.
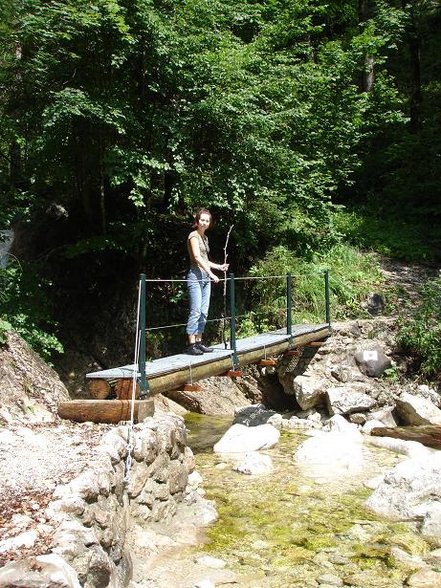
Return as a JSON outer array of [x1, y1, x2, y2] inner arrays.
[[135, 270, 331, 397]]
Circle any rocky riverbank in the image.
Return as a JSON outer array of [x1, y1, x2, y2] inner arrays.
[[0, 333, 216, 587], [1, 259, 441, 587]]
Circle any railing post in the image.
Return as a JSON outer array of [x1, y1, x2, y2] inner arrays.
[[324, 269, 331, 325], [228, 273, 239, 368], [286, 272, 292, 336], [138, 273, 149, 397]]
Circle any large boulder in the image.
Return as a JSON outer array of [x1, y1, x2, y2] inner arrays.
[[164, 376, 250, 416], [294, 427, 365, 481], [369, 406, 397, 428], [213, 423, 280, 453], [365, 452, 441, 540], [292, 375, 327, 410], [326, 385, 376, 416], [395, 393, 441, 426], [354, 345, 391, 377]]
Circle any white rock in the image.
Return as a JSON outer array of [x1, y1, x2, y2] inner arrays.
[[294, 430, 365, 480], [0, 553, 81, 588], [420, 503, 441, 539], [369, 406, 397, 427], [267, 413, 283, 429], [390, 546, 427, 569], [187, 470, 203, 490], [364, 435, 432, 459], [364, 475, 385, 490], [213, 423, 280, 453], [317, 572, 343, 586], [365, 452, 441, 529], [0, 530, 38, 554], [293, 375, 327, 410], [395, 392, 441, 426], [406, 569, 441, 587], [36, 554, 81, 588], [362, 419, 386, 434], [325, 414, 362, 438], [233, 452, 273, 475], [326, 385, 376, 416], [416, 385, 441, 408], [194, 555, 226, 569]]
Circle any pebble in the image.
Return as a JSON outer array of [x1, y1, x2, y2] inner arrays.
[[406, 569, 441, 587], [390, 546, 426, 569], [193, 555, 226, 569], [328, 553, 350, 565], [427, 547, 441, 566], [317, 572, 343, 586], [192, 581, 215, 588]]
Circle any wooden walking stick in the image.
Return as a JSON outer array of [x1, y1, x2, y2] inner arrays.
[[222, 224, 234, 349]]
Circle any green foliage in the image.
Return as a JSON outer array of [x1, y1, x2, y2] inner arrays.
[[0, 318, 13, 345], [349, 0, 441, 233], [0, 0, 440, 368], [398, 278, 441, 378], [0, 262, 63, 359], [248, 243, 383, 325], [332, 206, 436, 261], [382, 366, 399, 383], [0, 0, 412, 261]]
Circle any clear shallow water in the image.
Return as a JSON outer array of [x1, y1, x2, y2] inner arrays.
[[185, 413, 432, 588]]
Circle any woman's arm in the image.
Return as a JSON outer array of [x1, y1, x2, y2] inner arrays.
[[208, 260, 229, 272]]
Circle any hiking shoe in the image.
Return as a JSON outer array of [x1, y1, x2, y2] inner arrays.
[[186, 343, 203, 356], [195, 342, 214, 353]]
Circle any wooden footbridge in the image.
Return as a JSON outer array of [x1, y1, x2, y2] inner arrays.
[[58, 272, 332, 424]]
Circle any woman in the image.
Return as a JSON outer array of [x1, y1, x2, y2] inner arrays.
[[186, 208, 229, 355]]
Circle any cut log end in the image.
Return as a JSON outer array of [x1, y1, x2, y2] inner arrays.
[[88, 379, 111, 399]]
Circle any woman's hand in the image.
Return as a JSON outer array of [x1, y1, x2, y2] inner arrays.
[[210, 273, 220, 283], [218, 263, 229, 272]]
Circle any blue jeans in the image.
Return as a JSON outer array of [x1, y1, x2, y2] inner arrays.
[[186, 266, 211, 336]]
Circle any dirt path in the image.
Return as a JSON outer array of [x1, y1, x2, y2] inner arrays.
[[379, 257, 439, 312]]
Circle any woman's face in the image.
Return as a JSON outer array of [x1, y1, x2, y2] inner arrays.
[[198, 213, 211, 231]]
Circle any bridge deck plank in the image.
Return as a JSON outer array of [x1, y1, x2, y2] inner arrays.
[[86, 323, 329, 381]]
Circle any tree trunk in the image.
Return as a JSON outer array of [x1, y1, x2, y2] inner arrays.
[[402, 1, 422, 131], [371, 425, 441, 449], [358, 0, 375, 92]]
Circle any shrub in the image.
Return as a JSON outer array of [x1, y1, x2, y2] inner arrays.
[[0, 262, 63, 360], [397, 277, 441, 378], [247, 243, 383, 327]]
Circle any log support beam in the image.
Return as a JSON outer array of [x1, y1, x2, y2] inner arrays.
[[58, 399, 154, 424], [85, 327, 330, 397]]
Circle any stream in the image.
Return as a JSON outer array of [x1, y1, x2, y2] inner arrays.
[[130, 412, 435, 588], [186, 413, 435, 587]]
